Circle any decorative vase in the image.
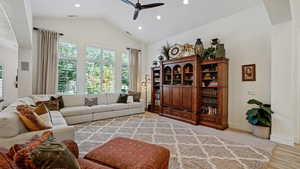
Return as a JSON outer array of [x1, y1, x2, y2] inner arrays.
[[194, 39, 204, 57], [251, 125, 270, 139], [152, 60, 158, 67], [216, 44, 225, 58]]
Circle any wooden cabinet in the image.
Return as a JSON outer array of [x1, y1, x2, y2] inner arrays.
[[151, 55, 229, 130]]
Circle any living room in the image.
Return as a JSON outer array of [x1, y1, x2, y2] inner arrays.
[[0, 0, 299, 169]]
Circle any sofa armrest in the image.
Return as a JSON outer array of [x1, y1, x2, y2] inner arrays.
[[62, 140, 79, 158]]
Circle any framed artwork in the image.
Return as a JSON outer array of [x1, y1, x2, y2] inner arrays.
[[242, 64, 256, 81]]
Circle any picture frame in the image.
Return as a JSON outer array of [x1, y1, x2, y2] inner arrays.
[[242, 64, 256, 81]]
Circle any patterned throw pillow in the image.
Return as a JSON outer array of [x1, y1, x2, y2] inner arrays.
[[14, 132, 53, 169], [35, 100, 59, 111], [16, 105, 52, 131], [117, 94, 128, 103], [30, 138, 81, 169], [0, 147, 18, 169], [33, 104, 48, 115], [50, 96, 64, 109], [7, 131, 53, 161], [128, 91, 141, 102], [85, 97, 98, 107]]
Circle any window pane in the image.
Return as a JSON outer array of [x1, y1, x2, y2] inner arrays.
[[57, 59, 77, 94], [102, 49, 114, 64], [86, 62, 101, 94], [86, 47, 101, 60], [102, 64, 113, 93], [121, 52, 129, 92], [59, 42, 78, 58]]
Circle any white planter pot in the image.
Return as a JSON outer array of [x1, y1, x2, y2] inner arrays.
[[251, 125, 270, 139]]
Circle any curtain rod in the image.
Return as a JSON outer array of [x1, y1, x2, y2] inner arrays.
[[126, 47, 141, 52], [33, 27, 64, 36]]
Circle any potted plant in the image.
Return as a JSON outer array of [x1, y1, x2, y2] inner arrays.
[[246, 99, 274, 139], [161, 42, 171, 60]]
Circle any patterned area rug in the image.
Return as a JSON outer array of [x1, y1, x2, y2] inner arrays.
[[75, 113, 271, 169]]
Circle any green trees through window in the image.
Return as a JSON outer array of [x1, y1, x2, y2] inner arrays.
[[57, 42, 78, 94], [58, 42, 127, 94]]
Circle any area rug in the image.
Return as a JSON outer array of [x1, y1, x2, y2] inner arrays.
[[75, 113, 272, 169]]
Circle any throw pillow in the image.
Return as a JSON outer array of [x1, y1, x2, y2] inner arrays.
[[84, 97, 98, 107], [50, 96, 64, 109], [127, 96, 134, 104], [14, 132, 53, 169], [33, 104, 48, 115], [36, 100, 59, 111], [0, 147, 18, 169], [7, 131, 53, 160], [128, 91, 141, 102], [16, 105, 52, 131], [30, 138, 81, 169], [117, 94, 128, 103]]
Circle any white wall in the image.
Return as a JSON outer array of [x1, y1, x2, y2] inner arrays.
[[32, 17, 144, 94], [147, 5, 272, 132]]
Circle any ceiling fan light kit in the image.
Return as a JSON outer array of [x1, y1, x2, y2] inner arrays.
[[121, 0, 165, 20]]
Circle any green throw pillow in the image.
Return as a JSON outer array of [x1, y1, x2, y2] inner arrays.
[[117, 94, 128, 103], [30, 137, 81, 169]]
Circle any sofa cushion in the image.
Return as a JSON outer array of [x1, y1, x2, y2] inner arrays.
[[17, 97, 35, 106], [49, 111, 67, 126], [36, 100, 59, 111], [0, 110, 28, 138], [106, 93, 120, 104], [110, 103, 129, 111], [78, 158, 113, 169], [127, 102, 144, 109], [50, 96, 65, 109], [128, 91, 141, 102], [117, 94, 128, 104], [34, 104, 48, 115], [90, 105, 114, 113], [60, 106, 92, 117], [62, 95, 85, 107], [96, 94, 107, 105], [85, 97, 98, 107]]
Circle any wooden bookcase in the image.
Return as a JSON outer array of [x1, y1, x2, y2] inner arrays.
[[150, 56, 229, 130]]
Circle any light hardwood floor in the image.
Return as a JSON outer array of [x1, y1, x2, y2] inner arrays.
[[266, 144, 300, 169]]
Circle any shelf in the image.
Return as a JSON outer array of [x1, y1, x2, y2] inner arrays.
[[202, 95, 217, 98], [202, 71, 217, 73]]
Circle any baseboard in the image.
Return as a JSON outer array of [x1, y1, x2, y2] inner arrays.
[[228, 122, 251, 133], [271, 134, 295, 146]]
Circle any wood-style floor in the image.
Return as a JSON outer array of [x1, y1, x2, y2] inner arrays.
[[266, 144, 300, 169]]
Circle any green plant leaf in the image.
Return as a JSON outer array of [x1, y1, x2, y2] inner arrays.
[[247, 99, 263, 106], [261, 107, 274, 114], [246, 108, 259, 117]]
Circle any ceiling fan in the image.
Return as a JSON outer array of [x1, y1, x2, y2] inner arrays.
[[121, 0, 165, 20]]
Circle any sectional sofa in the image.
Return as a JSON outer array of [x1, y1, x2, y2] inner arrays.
[[0, 93, 145, 148]]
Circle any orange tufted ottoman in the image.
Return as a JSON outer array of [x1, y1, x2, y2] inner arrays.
[[84, 137, 170, 169]]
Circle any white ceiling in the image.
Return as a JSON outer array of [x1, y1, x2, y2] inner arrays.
[[30, 0, 261, 43], [0, 4, 16, 43]]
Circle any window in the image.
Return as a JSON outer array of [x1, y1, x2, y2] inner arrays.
[[121, 51, 129, 92], [86, 47, 115, 94], [57, 42, 78, 94], [0, 65, 3, 100]]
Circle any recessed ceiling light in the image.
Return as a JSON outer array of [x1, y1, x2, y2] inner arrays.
[[138, 26, 142, 30], [183, 0, 189, 5], [156, 15, 161, 20], [74, 3, 81, 8]]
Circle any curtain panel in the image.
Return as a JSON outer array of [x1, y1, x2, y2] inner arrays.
[[128, 48, 140, 92], [35, 29, 59, 94]]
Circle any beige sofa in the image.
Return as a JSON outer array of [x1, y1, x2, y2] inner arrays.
[[0, 93, 145, 148], [61, 93, 145, 125]]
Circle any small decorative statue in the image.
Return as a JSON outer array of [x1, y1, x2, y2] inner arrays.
[[194, 38, 204, 57], [182, 43, 195, 57], [152, 60, 158, 67]]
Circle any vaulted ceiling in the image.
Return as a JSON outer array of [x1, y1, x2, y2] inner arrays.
[[30, 0, 261, 43]]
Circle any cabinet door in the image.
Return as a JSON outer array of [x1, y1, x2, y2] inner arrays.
[[182, 87, 193, 110], [172, 87, 182, 107], [162, 86, 171, 106]]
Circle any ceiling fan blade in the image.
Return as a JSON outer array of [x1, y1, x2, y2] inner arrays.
[[141, 3, 164, 9], [133, 9, 140, 20], [120, 0, 136, 7]]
